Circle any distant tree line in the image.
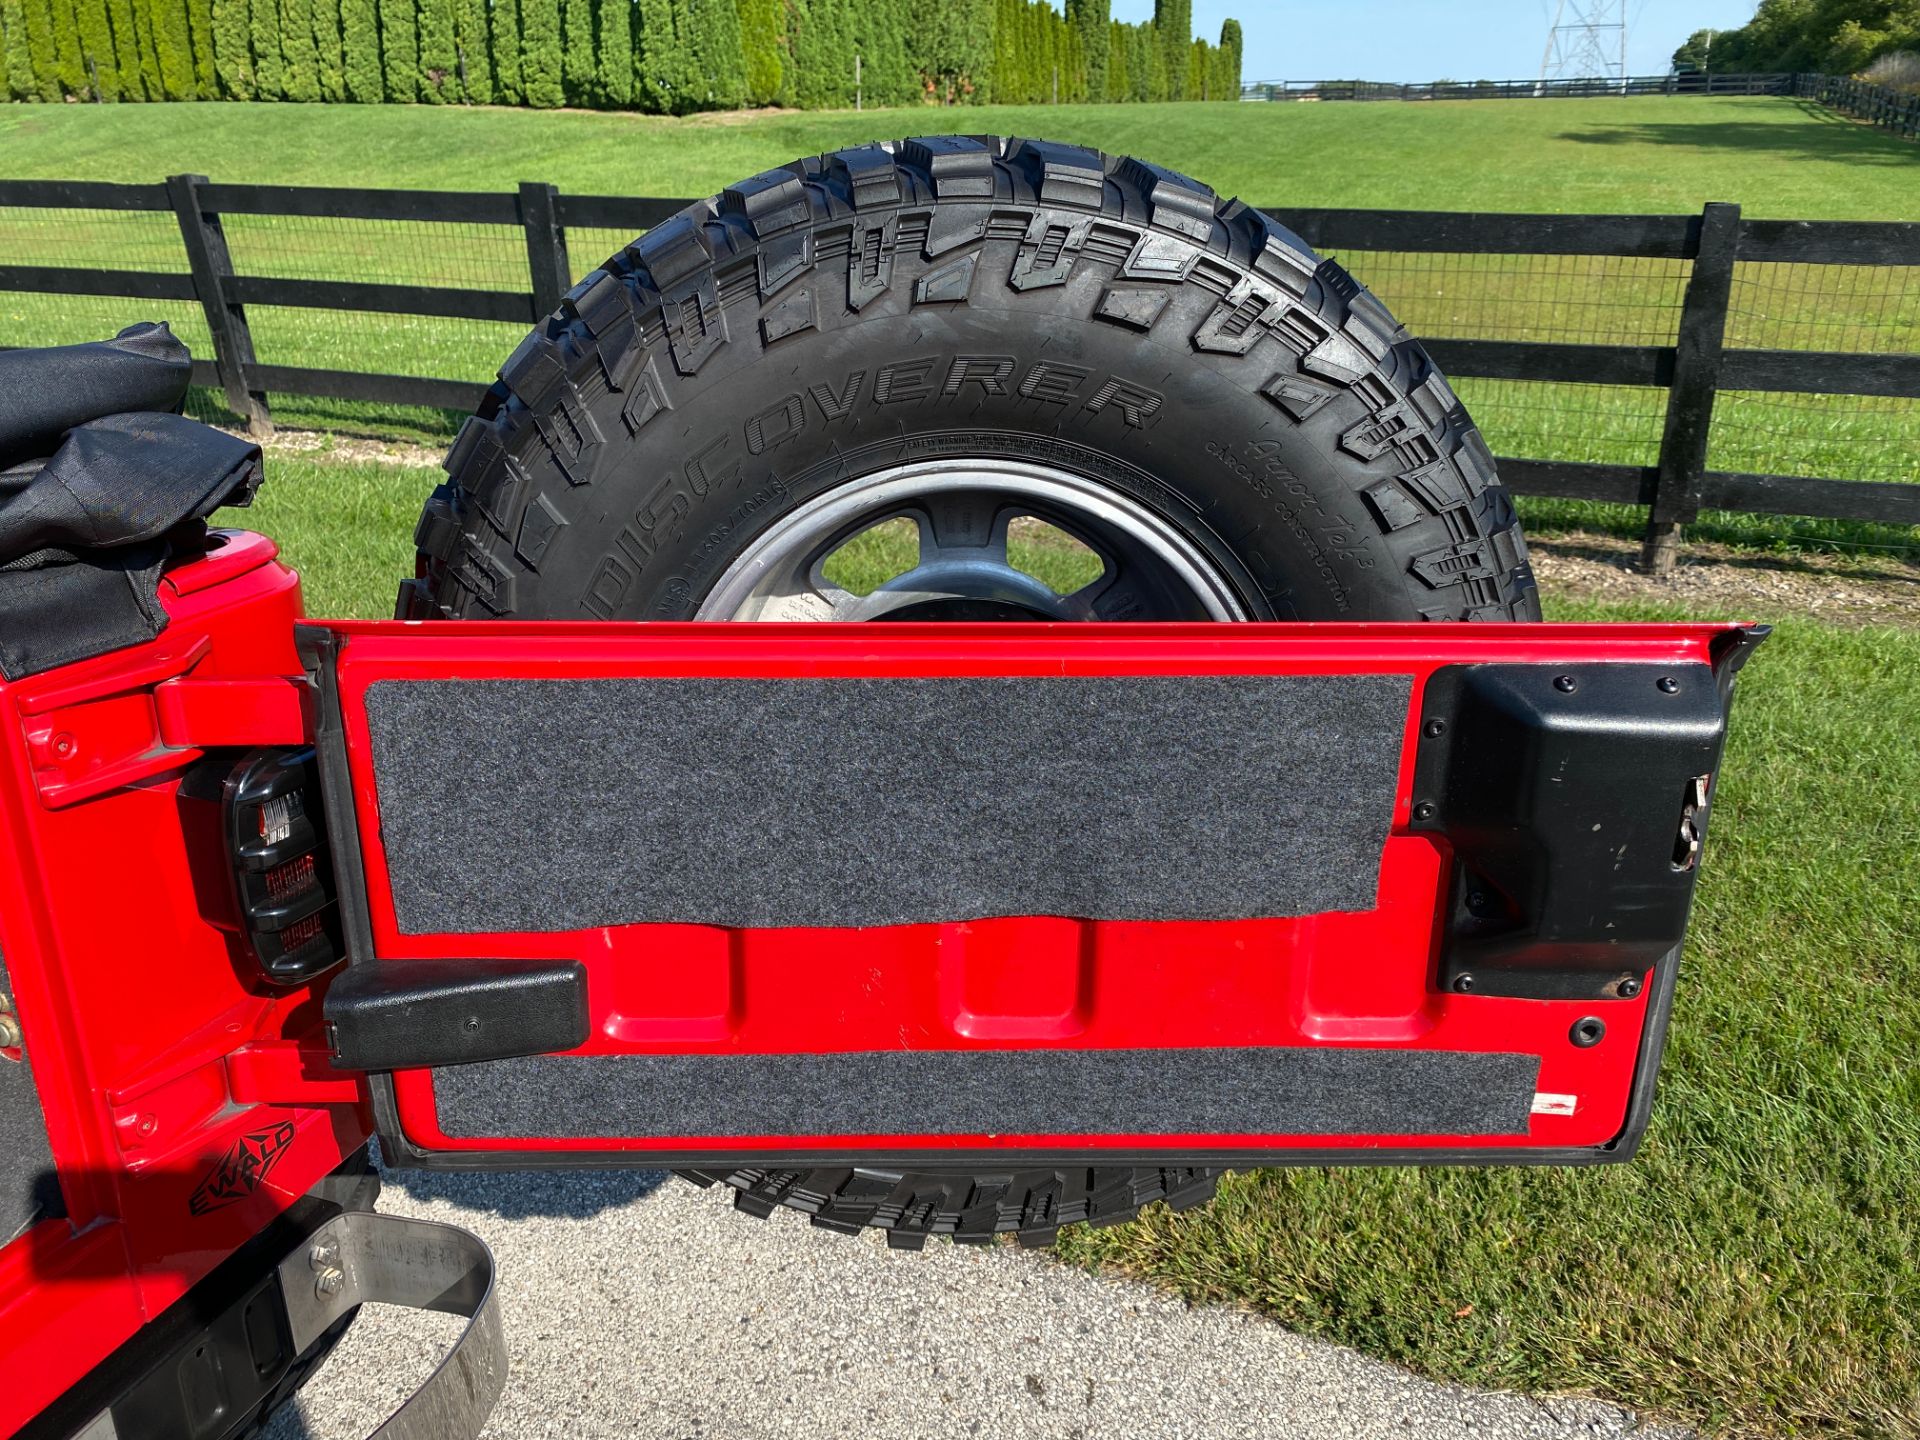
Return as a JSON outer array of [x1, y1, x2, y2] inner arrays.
[[0, 0, 1241, 108], [1674, 0, 1919, 76]]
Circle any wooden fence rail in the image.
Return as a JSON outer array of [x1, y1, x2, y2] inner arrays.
[[1792, 72, 1920, 141], [1, 176, 1916, 572]]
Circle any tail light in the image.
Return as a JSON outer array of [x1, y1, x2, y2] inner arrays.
[[220, 747, 345, 985]]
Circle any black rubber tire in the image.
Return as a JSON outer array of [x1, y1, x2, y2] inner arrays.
[[402, 135, 1542, 1246], [677, 1165, 1224, 1250]]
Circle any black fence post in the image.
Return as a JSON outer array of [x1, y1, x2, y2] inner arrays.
[[167, 173, 271, 437], [519, 181, 571, 318], [1642, 201, 1740, 576]]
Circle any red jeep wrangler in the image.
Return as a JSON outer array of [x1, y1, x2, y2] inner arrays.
[[0, 139, 1760, 1440]]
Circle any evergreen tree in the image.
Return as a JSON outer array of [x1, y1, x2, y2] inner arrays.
[[129, 0, 162, 94], [452, 0, 488, 99], [149, 0, 193, 94], [337, 0, 376, 97], [490, 0, 520, 100], [74, 0, 115, 94], [518, 0, 561, 105], [185, 0, 215, 91], [1000, 0, 1020, 101], [130, 0, 163, 95], [247, 0, 282, 93], [737, 0, 779, 103], [417, 0, 455, 97], [1213, 16, 1238, 99], [689, 0, 744, 107], [637, 0, 735, 111], [20, 0, 59, 96], [279, 0, 319, 98], [1066, 0, 1104, 101], [1152, 0, 1185, 97], [50, 0, 84, 94], [311, 0, 344, 97], [104, 0, 143, 94], [559, 0, 591, 101], [374, 0, 412, 96], [914, 0, 988, 102], [2, 0, 36, 98], [595, 0, 628, 102], [852, 0, 912, 105]]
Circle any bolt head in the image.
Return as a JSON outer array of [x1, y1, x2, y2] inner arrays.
[[1553, 675, 1578, 693], [1618, 976, 1644, 999], [0, 1014, 19, 1049], [1414, 801, 1437, 822], [315, 1267, 345, 1298], [309, 1241, 339, 1270], [1424, 719, 1447, 737], [51, 733, 75, 759], [1657, 676, 1680, 694], [1453, 973, 1476, 994]]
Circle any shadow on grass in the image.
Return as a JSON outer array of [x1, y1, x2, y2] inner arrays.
[[1556, 100, 1919, 164]]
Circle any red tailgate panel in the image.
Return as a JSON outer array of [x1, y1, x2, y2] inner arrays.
[[324, 620, 1747, 1166]]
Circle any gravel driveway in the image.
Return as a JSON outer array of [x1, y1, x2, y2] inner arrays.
[[264, 1168, 1688, 1440]]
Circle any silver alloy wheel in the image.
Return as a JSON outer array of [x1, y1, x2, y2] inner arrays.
[[695, 458, 1251, 622]]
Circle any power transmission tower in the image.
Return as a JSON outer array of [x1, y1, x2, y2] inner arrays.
[[1538, 0, 1629, 90]]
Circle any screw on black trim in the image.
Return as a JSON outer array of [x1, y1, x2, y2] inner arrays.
[[1414, 801, 1437, 821], [1618, 976, 1644, 999], [1553, 675, 1577, 693], [1424, 719, 1447, 737], [1570, 1016, 1606, 1047], [1657, 676, 1680, 693], [1453, 973, 1475, 993]]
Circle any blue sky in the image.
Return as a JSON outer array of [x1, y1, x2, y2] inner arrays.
[[1111, 1, 1764, 84]]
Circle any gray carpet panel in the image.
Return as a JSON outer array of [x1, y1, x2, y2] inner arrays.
[[432, 1046, 1540, 1140], [364, 673, 1409, 933]]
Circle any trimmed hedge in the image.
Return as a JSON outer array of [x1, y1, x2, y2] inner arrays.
[[518, 0, 559, 106], [418, 0, 455, 98], [1, 0, 1239, 107]]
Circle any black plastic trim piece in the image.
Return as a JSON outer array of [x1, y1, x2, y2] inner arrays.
[[1410, 660, 1735, 999], [326, 958, 589, 1071]]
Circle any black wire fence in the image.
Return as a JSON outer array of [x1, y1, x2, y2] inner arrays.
[[1237, 73, 1800, 103], [0, 176, 1915, 571]]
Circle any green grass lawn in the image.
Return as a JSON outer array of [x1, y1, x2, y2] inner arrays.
[[4, 94, 1915, 556], [4, 95, 1918, 217], [233, 452, 1920, 1437]]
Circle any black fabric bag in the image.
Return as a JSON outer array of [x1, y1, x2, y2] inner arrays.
[[0, 328, 263, 680], [0, 322, 194, 470]]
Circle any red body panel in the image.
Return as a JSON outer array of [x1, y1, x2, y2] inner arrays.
[[325, 619, 1739, 1162], [0, 531, 1741, 1436], [0, 535, 370, 1438]]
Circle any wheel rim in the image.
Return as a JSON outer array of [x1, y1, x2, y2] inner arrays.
[[695, 458, 1251, 622]]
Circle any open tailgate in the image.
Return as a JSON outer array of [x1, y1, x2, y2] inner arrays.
[[312, 619, 1762, 1169]]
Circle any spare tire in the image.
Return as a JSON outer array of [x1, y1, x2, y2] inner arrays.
[[403, 136, 1540, 1245]]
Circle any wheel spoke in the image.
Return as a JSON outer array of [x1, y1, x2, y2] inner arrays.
[[915, 492, 1013, 561]]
